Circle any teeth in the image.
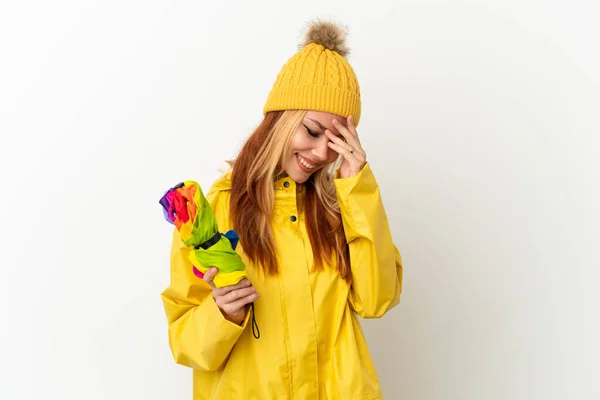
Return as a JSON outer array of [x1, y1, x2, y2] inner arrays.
[[297, 155, 315, 169]]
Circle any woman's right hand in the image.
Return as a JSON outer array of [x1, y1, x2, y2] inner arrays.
[[203, 267, 260, 325]]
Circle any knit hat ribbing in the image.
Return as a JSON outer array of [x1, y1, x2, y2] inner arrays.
[[263, 21, 362, 125]]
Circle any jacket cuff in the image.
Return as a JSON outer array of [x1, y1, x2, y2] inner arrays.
[[334, 162, 381, 242], [184, 296, 248, 370]]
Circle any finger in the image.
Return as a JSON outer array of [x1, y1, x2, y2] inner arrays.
[[327, 141, 360, 160], [217, 286, 257, 305], [332, 117, 359, 142], [212, 278, 252, 297], [347, 115, 361, 142], [327, 128, 366, 161], [325, 129, 353, 152], [203, 267, 218, 289], [221, 292, 261, 316], [332, 119, 364, 155], [213, 279, 251, 297]]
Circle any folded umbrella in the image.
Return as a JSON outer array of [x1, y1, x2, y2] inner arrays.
[[159, 180, 259, 338]]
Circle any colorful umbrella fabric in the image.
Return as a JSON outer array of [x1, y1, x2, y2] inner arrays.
[[159, 180, 259, 338]]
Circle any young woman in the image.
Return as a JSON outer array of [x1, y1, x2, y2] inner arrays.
[[161, 20, 403, 399]]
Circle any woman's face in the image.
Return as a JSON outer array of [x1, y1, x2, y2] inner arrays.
[[282, 111, 347, 183]]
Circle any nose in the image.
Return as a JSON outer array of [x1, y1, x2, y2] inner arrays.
[[311, 138, 330, 163]]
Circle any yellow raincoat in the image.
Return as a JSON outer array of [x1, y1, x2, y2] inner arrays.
[[161, 162, 403, 399]]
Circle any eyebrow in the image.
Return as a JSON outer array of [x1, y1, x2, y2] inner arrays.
[[306, 118, 327, 131]]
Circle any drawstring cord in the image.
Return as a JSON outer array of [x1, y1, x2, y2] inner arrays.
[[250, 302, 260, 339]]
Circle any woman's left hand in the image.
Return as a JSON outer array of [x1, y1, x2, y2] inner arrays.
[[325, 115, 367, 179]]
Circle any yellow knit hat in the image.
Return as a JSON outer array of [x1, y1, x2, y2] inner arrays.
[[263, 21, 362, 125]]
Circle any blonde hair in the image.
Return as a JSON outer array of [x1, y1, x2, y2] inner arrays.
[[230, 110, 351, 281]]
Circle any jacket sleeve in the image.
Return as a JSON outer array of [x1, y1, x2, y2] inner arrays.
[[334, 162, 403, 318], [160, 184, 249, 371]]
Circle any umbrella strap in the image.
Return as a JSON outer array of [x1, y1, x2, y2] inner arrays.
[[194, 232, 222, 250], [250, 302, 260, 339]]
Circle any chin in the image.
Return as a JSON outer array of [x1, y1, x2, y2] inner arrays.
[[289, 170, 311, 183], [284, 164, 313, 184]]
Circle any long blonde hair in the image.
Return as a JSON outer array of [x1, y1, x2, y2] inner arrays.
[[230, 110, 351, 282]]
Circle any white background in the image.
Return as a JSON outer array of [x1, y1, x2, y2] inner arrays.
[[1, 1, 599, 399]]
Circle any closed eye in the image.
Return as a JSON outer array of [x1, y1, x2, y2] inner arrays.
[[304, 125, 319, 138]]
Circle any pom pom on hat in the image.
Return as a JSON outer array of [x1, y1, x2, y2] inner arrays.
[[300, 20, 349, 58]]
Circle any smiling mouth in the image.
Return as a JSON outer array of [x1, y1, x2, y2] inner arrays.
[[296, 154, 317, 171]]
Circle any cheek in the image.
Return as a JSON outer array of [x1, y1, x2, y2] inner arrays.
[[288, 131, 308, 152]]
